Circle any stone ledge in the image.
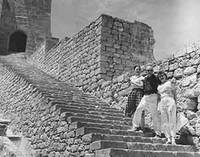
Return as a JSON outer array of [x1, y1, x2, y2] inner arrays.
[[95, 148, 200, 157]]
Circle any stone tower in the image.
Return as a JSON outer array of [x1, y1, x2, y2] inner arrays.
[[0, 0, 52, 55]]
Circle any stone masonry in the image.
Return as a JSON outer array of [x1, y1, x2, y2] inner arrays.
[[0, 2, 199, 156], [30, 14, 155, 92], [80, 46, 200, 148], [0, 0, 52, 54], [0, 53, 199, 157]]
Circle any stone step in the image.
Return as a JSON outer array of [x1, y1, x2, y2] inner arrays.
[[57, 105, 124, 116], [52, 101, 114, 110], [69, 121, 131, 131], [82, 133, 166, 144], [59, 107, 125, 118], [95, 148, 200, 157], [55, 103, 123, 113], [64, 112, 131, 123], [67, 116, 132, 126], [75, 127, 143, 138], [91, 140, 196, 152], [42, 90, 106, 104]]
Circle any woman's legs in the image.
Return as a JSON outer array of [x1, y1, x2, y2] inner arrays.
[[168, 104, 177, 144], [160, 107, 171, 143], [159, 98, 177, 144]]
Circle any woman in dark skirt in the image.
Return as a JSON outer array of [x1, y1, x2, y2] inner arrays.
[[125, 65, 144, 117]]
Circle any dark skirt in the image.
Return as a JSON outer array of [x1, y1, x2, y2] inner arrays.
[[125, 88, 144, 117]]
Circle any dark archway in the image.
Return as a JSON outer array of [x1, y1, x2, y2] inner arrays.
[[8, 31, 27, 52]]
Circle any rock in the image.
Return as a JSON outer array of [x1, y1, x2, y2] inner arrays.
[[167, 72, 173, 78], [187, 126, 196, 136], [181, 74, 197, 87], [189, 118, 197, 126], [71, 144, 79, 153], [174, 68, 183, 78], [197, 101, 200, 110], [85, 153, 95, 157], [104, 97, 112, 104], [183, 89, 195, 98], [169, 63, 179, 71], [113, 74, 124, 83], [183, 67, 196, 76], [101, 81, 111, 88], [195, 123, 200, 136], [185, 110, 197, 120], [153, 66, 160, 73], [103, 91, 112, 98], [182, 98, 197, 110], [121, 82, 129, 90], [62, 150, 70, 157], [161, 61, 169, 71], [193, 83, 200, 96], [192, 57, 200, 65]]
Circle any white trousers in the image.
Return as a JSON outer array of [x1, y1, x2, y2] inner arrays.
[[158, 96, 176, 138], [132, 94, 161, 133]]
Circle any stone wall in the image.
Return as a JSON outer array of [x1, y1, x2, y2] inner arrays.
[[86, 47, 200, 145], [0, 59, 69, 156], [30, 15, 103, 92], [93, 48, 200, 111], [28, 13, 200, 143], [100, 15, 155, 80], [30, 14, 155, 92], [0, 54, 128, 156], [0, 0, 52, 54]]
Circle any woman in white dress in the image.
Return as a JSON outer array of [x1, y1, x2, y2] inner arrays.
[[157, 72, 177, 144]]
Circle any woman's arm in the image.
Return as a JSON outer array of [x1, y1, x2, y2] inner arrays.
[[171, 78, 177, 103], [130, 76, 144, 87]]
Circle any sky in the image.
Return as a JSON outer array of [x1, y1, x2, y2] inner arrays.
[[51, 0, 200, 60]]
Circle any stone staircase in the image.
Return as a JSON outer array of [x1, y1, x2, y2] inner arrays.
[[0, 118, 35, 157], [0, 53, 199, 157]]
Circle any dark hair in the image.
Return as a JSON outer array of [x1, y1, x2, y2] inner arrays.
[[157, 71, 167, 79], [134, 65, 141, 70]]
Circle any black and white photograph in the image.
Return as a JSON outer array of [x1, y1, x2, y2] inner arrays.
[[0, 0, 199, 156]]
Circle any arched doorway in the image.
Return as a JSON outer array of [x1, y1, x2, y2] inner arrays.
[[8, 31, 27, 52]]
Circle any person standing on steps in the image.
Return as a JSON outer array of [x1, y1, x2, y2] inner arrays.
[[125, 65, 144, 118], [157, 71, 177, 144], [130, 65, 161, 136]]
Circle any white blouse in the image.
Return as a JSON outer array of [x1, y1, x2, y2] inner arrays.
[[130, 75, 144, 89]]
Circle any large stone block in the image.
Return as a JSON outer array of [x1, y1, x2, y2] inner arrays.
[[169, 62, 179, 71], [182, 98, 197, 111], [183, 67, 196, 76], [181, 74, 197, 87], [174, 68, 183, 78]]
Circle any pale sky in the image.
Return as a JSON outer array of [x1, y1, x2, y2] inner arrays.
[[51, 0, 200, 60]]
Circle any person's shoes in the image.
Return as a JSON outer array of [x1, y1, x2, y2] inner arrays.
[[154, 134, 162, 138], [166, 140, 172, 144], [155, 133, 165, 138], [154, 132, 163, 138], [128, 127, 140, 131], [160, 133, 166, 138], [166, 138, 172, 144]]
